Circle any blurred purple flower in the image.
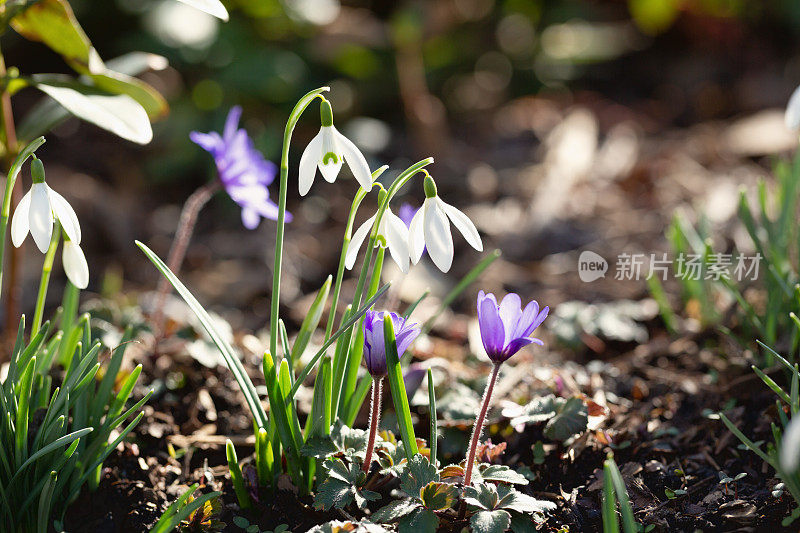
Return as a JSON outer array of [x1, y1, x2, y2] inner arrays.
[[477, 291, 548, 364], [190, 106, 290, 229], [363, 310, 420, 377]]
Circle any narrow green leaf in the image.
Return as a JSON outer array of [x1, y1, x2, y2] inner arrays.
[[227, 440, 252, 509], [291, 276, 332, 363], [384, 319, 417, 460], [138, 241, 268, 427], [427, 368, 437, 467]]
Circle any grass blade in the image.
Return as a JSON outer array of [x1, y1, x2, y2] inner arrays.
[[291, 276, 331, 363]]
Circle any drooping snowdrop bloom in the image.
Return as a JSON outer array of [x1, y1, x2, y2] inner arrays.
[[62, 239, 89, 289], [362, 310, 420, 378], [298, 98, 372, 196], [345, 201, 411, 273], [408, 175, 482, 272], [477, 291, 549, 364], [11, 156, 81, 253], [190, 106, 287, 229]]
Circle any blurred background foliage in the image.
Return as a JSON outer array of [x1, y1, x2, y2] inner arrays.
[[8, 0, 800, 188], [7, 0, 800, 304]]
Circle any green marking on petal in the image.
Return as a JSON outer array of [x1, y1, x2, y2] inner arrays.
[[322, 152, 339, 165], [375, 234, 387, 248]]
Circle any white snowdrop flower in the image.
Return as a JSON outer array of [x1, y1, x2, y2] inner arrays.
[[408, 175, 482, 273], [298, 98, 372, 196], [345, 200, 411, 273], [781, 417, 800, 473], [62, 239, 89, 289], [786, 84, 800, 131], [11, 157, 81, 253]]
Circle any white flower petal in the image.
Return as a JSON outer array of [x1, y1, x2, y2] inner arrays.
[[11, 189, 32, 248], [787, 85, 800, 130], [62, 241, 89, 289], [438, 197, 483, 252], [29, 183, 54, 253], [345, 214, 376, 270], [408, 201, 426, 264], [318, 126, 342, 183], [382, 210, 410, 273], [781, 417, 800, 472], [335, 127, 373, 192], [48, 187, 81, 245], [299, 130, 323, 196], [423, 200, 454, 272]]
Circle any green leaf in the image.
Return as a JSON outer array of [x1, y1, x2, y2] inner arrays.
[[471, 510, 511, 533], [233, 515, 250, 528], [464, 484, 500, 511], [137, 241, 267, 427], [301, 435, 338, 458], [11, 0, 94, 71], [420, 482, 458, 511], [32, 76, 152, 144], [544, 397, 588, 441], [397, 507, 438, 533], [314, 458, 377, 511], [399, 455, 438, 499], [291, 276, 331, 364], [480, 465, 529, 486], [384, 319, 417, 460], [372, 500, 420, 523], [175, 0, 229, 20]]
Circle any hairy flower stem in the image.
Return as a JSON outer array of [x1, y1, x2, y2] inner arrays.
[[362, 377, 383, 473], [32, 221, 61, 336], [152, 180, 221, 334], [463, 363, 501, 487]]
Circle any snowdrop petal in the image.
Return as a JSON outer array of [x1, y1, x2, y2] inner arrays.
[[438, 198, 483, 252], [787, 85, 800, 130], [48, 188, 81, 244], [299, 131, 323, 196], [408, 201, 426, 263], [782, 417, 800, 472], [11, 189, 31, 248], [318, 159, 343, 183], [29, 183, 53, 253], [318, 127, 342, 183], [383, 210, 411, 273], [423, 200, 454, 272], [336, 128, 373, 192], [345, 214, 376, 270], [62, 240, 89, 289]]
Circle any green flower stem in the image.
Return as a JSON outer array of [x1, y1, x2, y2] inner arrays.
[[361, 377, 382, 473], [32, 221, 60, 337], [463, 362, 501, 487], [323, 166, 388, 344], [270, 86, 329, 359]]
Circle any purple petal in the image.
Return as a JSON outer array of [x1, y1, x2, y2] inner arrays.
[[503, 337, 534, 359], [223, 106, 243, 141], [513, 300, 540, 339], [498, 293, 522, 344], [478, 296, 505, 360], [190, 131, 224, 155], [241, 208, 260, 229]]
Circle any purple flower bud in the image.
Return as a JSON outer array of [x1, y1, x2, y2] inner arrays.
[[363, 310, 421, 377], [477, 291, 548, 364], [190, 106, 289, 229]]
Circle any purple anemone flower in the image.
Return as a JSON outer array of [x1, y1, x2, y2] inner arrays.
[[363, 310, 421, 377], [477, 291, 548, 364], [190, 106, 290, 229]]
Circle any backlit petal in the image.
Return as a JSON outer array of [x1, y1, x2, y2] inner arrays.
[[318, 127, 342, 183], [48, 187, 81, 244], [11, 189, 31, 248], [514, 300, 540, 339], [438, 198, 483, 251], [345, 214, 376, 270], [382, 210, 410, 273], [423, 200, 454, 272], [299, 130, 323, 196], [62, 241, 89, 289], [336, 127, 373, 192], [408, 203, 426, 264], [478, 296, 505, 359], [498, 293, 522, 344], [29, 183, 53, 253]]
